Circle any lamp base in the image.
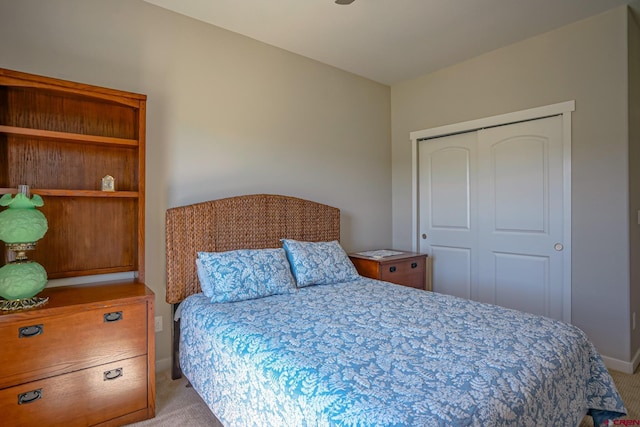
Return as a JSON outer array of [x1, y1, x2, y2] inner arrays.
[[0, 296, 49, 311], [0, 261, 48, 301]]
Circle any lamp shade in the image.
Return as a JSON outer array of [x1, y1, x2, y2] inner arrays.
[[0, 193, 48, 243]]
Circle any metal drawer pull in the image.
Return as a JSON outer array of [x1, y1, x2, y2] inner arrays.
[[18, 389, 42, 405], [19, 324, 43, 338], [411, 262, 418, 268], [103, 311, 123, 323], [104, 368, 123, 381], [389, 266, 396, 273]]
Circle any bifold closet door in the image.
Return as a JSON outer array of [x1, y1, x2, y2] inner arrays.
[[419, 115, 567, 321]]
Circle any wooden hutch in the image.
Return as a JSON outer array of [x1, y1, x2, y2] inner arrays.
[[0, 68, 154, 426]]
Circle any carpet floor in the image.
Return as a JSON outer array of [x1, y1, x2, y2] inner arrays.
[[129, 367, 640, 426]]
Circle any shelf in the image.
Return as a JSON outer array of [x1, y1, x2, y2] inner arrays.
[[0, 125, 138, 148], [0, 188, 139, 198]]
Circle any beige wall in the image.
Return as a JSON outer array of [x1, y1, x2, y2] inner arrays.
[[0, 0, 392, 367], [629, 2, 640, 357], [391, 7, 632, 362]]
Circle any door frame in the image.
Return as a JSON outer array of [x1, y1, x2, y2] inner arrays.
[[409, 100, 575, 321]]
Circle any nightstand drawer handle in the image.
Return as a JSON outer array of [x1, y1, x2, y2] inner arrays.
[[411, 262, 418, 269], [389, 266, 396, 273], [19, 324, 43, 338], [104, 368, 123, 381], [104, 311, 123, 323], [18, 389, 42, 405]]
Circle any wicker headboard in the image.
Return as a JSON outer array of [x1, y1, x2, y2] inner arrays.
[[165, 194, 340, 304]]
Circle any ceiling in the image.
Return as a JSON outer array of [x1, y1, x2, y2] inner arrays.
[[143, 0, 634, 85]]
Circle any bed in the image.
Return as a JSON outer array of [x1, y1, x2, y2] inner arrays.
[[166, 194, 626, 427]]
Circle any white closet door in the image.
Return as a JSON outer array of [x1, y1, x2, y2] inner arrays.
[[476, 116, 565, 319], [418, 115, 567, 321], [418, 132, 478, 300]]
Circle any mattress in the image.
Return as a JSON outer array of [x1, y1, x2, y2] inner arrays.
[[179, 277, 626, 426]]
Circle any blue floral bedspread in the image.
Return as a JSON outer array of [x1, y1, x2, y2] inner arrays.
[[179, 278, 626, 426]]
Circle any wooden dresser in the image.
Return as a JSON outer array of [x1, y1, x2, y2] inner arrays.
[[0, 281, 155, 426], [349, 250, 430, 290], [0, 68, 154, 425]]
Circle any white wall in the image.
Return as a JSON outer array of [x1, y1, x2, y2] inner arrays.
[[391, 7, 631, 363], [0, 0, 392, 367]]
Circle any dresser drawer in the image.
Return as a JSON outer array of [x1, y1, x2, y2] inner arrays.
[[379, 258, 425, 289], [0, 355, 148, 427], [0, 301, 148, 388]]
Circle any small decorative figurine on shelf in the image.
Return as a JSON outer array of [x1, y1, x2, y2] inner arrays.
[[101, 175, 115, 192], [0, 185, 49, 310]]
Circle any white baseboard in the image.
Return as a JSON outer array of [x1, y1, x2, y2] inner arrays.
[[601, 349, 640, 374], [155, 357, 172, 374]]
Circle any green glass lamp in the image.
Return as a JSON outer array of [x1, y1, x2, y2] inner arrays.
[[0, 185, 49, 311]]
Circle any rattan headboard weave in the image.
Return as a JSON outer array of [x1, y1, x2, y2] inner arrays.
[[165, 194, 340, 304]]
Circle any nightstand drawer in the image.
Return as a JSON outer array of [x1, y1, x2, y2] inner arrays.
[[0, 355, 148, 427], [379, 258, 425, 289], [0, 302, 147, 388]]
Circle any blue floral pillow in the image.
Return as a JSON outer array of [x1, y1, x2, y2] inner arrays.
[[196, 248, 296, 303], [281, 239, 360, 287]]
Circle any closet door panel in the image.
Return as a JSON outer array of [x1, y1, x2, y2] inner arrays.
[[431, 246, 471, 299], [493, 252, 549, 317], [429, 147, 470, 229], [419, 132, 478, 299], [477, 116, 565, 320], [492, 136, 547, 233]]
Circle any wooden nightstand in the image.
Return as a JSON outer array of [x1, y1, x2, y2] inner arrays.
[[349, 250, 430, 290]]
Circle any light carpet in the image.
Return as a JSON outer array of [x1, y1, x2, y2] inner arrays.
[[128, 370, 222, 427], [129, 368, 640, 426]]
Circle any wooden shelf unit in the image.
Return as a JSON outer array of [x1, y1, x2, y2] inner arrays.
[[0, 68, 146, 281]]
